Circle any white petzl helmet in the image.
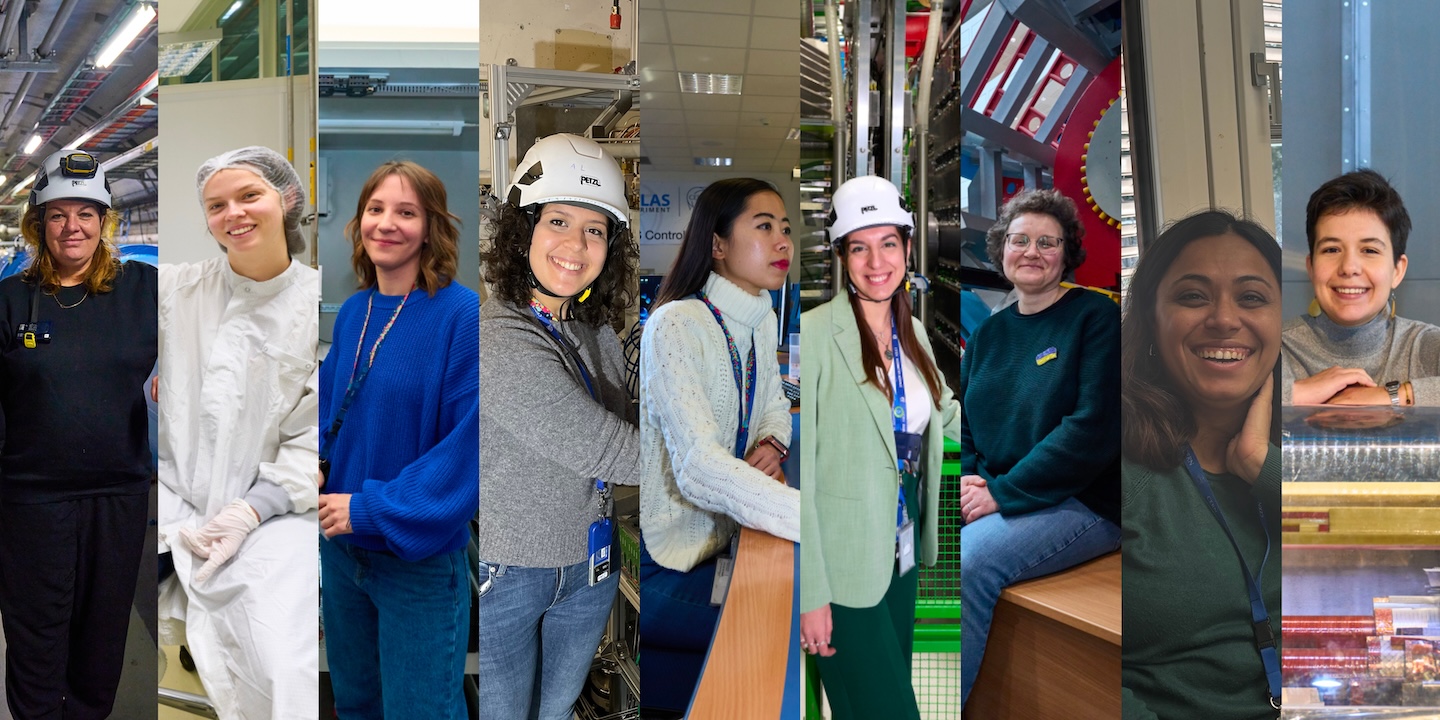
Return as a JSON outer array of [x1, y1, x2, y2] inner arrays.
[[506, 133, 628, 231], [29, 149, 112, 209], [828, 175, 913, 244]]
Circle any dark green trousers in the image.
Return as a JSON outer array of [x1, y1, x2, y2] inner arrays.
[[816, 471, 922, 720]]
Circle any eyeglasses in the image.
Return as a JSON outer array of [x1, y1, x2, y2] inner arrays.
[[1004, 233, 1064, 254]]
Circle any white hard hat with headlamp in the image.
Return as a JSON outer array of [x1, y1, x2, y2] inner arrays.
[[827, 175, 914, 245], [29, 149, 111, 209], [506, 133, 629, 231]]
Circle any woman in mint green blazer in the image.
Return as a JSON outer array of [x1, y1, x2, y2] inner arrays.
[[799, 177, 962, 720]]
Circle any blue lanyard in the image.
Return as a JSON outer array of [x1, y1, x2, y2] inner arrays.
[[1181, 445, 1281, 709], [530, 303, 606, 500], [696, 292, 757, 458], [891, 316, 909, 527], [320, 289, 411, 464]]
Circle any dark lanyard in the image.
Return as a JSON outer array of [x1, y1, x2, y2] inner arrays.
[[529, 302, 607, 504], [320, 288, 411, 465], [1181, 444, 1281, 710], [696, 291, 756, 458]]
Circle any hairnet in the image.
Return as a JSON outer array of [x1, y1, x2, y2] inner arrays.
[[196, 146, 306, 255]]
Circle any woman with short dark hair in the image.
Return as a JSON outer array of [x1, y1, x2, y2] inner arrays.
[[1284, 169, 1440, 406], [1121, 209, 1282, 718], [959, 188, 1121, 707]]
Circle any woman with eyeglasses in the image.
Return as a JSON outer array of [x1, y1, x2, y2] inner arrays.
[[959, 189, 1121, 707]]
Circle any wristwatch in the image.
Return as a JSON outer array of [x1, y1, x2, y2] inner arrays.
[[760, 436, 789, 461], [1386, 380, 1401, 407]]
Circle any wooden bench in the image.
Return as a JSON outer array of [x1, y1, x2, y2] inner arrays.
[[965, 552, 1121, 719]]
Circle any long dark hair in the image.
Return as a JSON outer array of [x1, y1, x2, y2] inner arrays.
[[480, 201, 637, 327], [1122, 209, 1283, 471], [652, 178, 779, 310], [836, 231, 945, 407]]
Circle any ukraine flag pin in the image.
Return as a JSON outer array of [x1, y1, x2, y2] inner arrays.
[[1036, 347, 1058, 365]]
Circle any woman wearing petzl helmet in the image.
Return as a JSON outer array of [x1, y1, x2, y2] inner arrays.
[[478, 133, 640, 719], [0, 149, 156, 718], [799, 175, 960, 718]]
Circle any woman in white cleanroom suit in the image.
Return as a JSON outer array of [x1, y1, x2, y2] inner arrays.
[[156, 146, 320, 719]]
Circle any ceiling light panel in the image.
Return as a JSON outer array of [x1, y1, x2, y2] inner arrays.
[[678, 72, 744, 95]]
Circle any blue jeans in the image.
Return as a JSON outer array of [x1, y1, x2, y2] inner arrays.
[[477, 557, 619, 720], [960, 497, 1120, 706], [320, 540, 470, 720], [637, 539, 720, 711]]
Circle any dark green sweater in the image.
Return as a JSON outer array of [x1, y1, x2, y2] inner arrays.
[[959, 288, 1120, 524], [1121, 446, 1282, 720]]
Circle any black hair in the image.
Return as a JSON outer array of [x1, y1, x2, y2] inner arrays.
[[652, 178, 781, 310], [1305, 169, 1411, 262]]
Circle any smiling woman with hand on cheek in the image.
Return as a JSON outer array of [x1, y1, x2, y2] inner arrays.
[[1121, 210, 1283, 719], [1282, 170, 1440, 407], [317, 160, 479, 719]]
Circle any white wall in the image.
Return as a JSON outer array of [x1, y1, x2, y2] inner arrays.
[[158, 75, 316, 264]]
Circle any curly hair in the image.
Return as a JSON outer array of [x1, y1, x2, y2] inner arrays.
[[19, 202, 122, 293], [481, 201, 637, 328], [344, 161, 459, 296], [984, 189, 1087, 281]]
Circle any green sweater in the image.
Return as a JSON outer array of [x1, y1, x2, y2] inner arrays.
[[959, 288, 1121, 524], [1121, 446, 1282, 720]]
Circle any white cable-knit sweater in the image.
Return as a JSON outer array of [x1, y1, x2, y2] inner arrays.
[[639, 272, 801, 572]]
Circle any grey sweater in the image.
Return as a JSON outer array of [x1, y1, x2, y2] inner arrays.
[[479, 297, 640, 567], [1281, 312, 1440, 405]]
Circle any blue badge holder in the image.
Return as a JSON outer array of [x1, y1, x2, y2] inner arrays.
[[588, 516, 613, 586]]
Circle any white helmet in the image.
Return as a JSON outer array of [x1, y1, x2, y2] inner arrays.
[[828, 175, 913, 244], [29, 149, 112, 209], [506, 133, 628, 230]]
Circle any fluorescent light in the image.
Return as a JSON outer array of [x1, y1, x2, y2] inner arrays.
[[221, 1, 243, 22], [678, 72, 743, 95], [159, 37, 221, 77], [694, 157, 733, 167], [96, 4, 157, 69], [13, 173, 36, 192], [785, 128, 802, 140], [1312, 679, 1342, 689], [22, 134, 42, 155], [0, 175, 6, 185], [319, 118, 467, 136]]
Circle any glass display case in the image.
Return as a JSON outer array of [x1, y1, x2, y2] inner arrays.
[[1282, 406, 1440, 716]]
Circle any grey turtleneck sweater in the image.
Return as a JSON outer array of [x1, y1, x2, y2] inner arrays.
[[1281, 311, 1440, 405]]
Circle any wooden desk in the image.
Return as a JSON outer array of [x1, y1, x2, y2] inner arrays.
[[966, 552, 1121, 719], [688, 526, 798, 719]]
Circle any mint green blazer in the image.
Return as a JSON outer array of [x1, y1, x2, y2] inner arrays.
[[800, 298, 962, 613]]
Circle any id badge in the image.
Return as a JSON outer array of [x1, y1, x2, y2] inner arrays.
[[588, 517, 613, 586], [897, 518, 916, 576], [710, 533, 740, 606]]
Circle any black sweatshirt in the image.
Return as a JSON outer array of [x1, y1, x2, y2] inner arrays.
[[0, 261, 157, 502]]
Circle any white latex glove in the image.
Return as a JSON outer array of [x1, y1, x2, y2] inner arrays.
[[180, 499, 260, 583]]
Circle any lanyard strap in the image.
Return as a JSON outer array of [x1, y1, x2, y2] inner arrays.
[[528, 301, 608, 509], [529, 301, 597, 400], [890, 315, 907, 436], [696, 291, 757, 458], [321, 287, 412, 463], [1181, 445, 1281, 709]]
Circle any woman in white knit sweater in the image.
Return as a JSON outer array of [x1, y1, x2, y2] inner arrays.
[[638, 177, 801, 713]]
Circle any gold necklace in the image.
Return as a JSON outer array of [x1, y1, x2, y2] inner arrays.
[[54, 288, 89, 309]]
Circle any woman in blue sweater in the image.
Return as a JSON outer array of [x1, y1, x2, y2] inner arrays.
[[317, 160, 479, 719], [960, 189, 1121, 706]]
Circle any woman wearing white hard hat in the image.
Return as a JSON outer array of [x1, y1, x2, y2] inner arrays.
[[959, 189, 1120, 707], [0, 149, 156, 718], [478, 133, 639, 718], [799, 175, 958, 718], [318, 159, 477, 718], [155, 146, 320, 719], [636, 178, 800, 713]]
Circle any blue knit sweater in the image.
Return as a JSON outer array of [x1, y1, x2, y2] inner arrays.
[[319, 281, 479, 561]]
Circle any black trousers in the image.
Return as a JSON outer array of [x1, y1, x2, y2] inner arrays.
[[0, 493, 148, 720]]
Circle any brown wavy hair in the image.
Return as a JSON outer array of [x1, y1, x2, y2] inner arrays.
[[344, 161, 459, 295], [480, 201, 637, 328], [19, 202, 122, 293], [984, 189, 1087, 281]]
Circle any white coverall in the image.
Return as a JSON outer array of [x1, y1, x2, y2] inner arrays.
[[157, 256, 320, 720]]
